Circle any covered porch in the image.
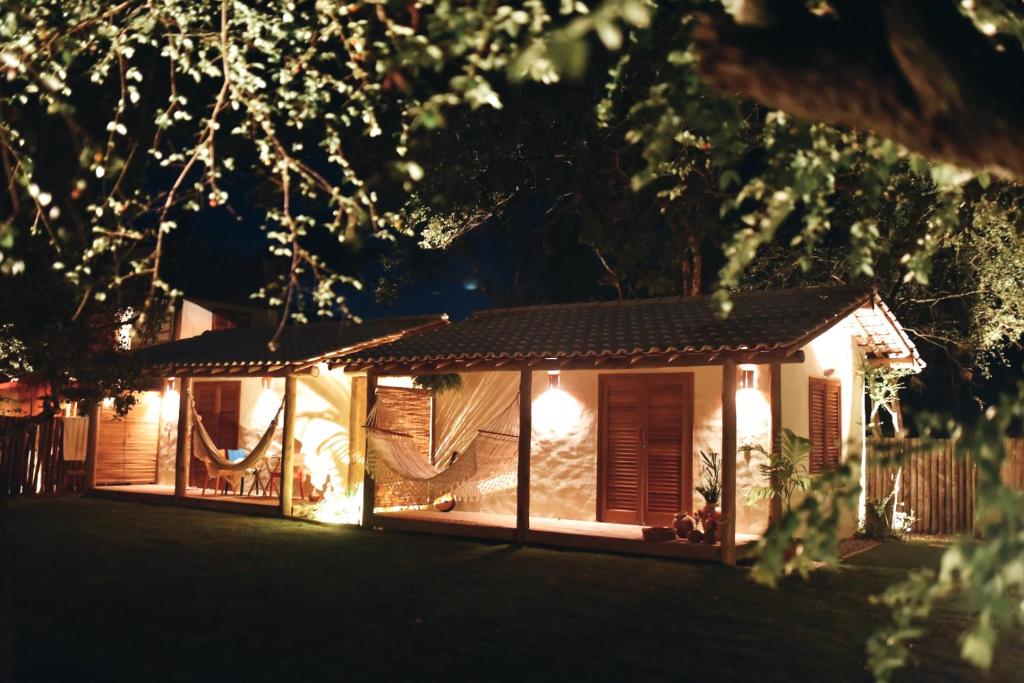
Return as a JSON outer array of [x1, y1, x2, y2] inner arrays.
[[346, 353, 792, 565], [340, 287, 915, 563]]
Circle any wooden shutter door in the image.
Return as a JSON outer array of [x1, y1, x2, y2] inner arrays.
[[191, 381, 241, 486], [600, 376, 644, 524], [644, 375, 693, 526], [809, 378, 841, 473]]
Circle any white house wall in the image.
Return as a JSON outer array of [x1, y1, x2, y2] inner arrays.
[[781, 317, 867, 537]]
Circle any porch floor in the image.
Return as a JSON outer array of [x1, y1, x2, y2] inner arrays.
[[375, 509, 761, 562], [91, 484, 281, 517]]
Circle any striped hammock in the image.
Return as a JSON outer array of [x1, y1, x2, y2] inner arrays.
[[366, 395, 519, 507], [191, 396, 284, 488]]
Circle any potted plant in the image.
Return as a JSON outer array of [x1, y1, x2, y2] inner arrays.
[[692, 450, 724, 520]]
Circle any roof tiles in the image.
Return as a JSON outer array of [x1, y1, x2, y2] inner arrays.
[[344, 285, 878, 365], [141, 314, 446, 369]]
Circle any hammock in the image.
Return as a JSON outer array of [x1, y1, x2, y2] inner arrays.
[[191, 396, 284, 489], [365, 394, 520, 507]]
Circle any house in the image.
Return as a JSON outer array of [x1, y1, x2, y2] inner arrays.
[[338, 284, 921, 563], [84, 285, 921, 564]]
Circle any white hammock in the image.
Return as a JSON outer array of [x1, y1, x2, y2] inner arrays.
[[366, 395, 520, 507], [191, 396, 284, 489]]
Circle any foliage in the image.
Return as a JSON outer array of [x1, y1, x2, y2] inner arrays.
[[749, 459, 861, 588], [860, 360, 914, 436], [412, 373, 463, 394], [743, 428, 812, 513], [865, 393, 1024, 681], [694, 448, 721, 506], [861, 493, 914, 542], [0, 0, 650, 397]]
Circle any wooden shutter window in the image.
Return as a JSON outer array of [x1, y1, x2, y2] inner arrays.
[[808, 378, 841, 474]]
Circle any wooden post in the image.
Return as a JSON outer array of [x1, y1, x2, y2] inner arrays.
[[515, 369, 533, 544], [84, 403, 101, 491], [361, 372, 378, 529], [769, 361, 783, 524], [721, 359, 738, 565], [280, 374, 297, 517], [174, 377, 193, 498]]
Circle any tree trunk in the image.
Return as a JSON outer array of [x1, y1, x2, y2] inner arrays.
[[694, 0, 1024, 179]]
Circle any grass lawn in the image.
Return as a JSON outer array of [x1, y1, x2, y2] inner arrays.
[[2, 498, 1021, 682]]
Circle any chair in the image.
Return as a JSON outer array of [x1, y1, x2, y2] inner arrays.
[[265, 439, 308, 500]]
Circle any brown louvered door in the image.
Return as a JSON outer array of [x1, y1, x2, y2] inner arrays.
[[600, 376, 644, 524], [600, 374, 693, 526], [191, 380, 241, 486], [809, 378, 842, 474]]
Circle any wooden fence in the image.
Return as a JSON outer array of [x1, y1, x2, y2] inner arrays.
[[866, 438, 1024, 535], [0, 414, 81, 497]]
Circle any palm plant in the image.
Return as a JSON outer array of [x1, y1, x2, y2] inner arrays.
[[744, 429, 813, 513], [694, 449, 721, 506]]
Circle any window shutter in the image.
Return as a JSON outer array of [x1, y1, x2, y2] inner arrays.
[[824, 382, 841, 470], [809, 378, 841, 474]]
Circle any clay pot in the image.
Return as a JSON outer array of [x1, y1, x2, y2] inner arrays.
[[686, 529, 703, 544], [673, 513, 695, 538], [702, 519, 717, 544], [434, 498, 457, 513], [700, 502, 718, 524]]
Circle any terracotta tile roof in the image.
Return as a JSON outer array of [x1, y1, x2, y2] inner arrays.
[[141, 314, 447, 370], [344, 285, 886, 365]]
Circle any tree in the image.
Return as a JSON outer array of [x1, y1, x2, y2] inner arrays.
[[5, 1, 1024, 677]]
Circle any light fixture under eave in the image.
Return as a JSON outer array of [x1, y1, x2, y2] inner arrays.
[[738, 363, 756, 389], [548, 369, 560, 389], [161, 377, 181, 423]]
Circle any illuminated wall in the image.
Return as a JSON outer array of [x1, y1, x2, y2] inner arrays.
[[781, 318, 866, 537]]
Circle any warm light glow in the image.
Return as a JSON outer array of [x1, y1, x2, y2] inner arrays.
[[310, 482, 363, 525], [160, 389, 180, 422], [547, 369, 560, 389], [532, 386, 582, 439], [102, 397, 115, 409], [736, 385, 770, 449], [253, 386, 281, 426]]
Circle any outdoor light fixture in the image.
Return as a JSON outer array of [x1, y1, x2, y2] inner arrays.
[[739, 367, 755, 389], [160, 378, 180, 423], [548, 370, 560, 389], [261, 376, 272, 389]]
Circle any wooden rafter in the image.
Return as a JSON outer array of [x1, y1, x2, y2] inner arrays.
[[341, 349, 806, 376]]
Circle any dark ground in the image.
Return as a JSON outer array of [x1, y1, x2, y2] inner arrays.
[[3, 498, 1021, 682]]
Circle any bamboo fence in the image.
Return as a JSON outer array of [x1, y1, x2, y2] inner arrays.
[[866, 437, 1024, 535], [0, 414, 78, 497]]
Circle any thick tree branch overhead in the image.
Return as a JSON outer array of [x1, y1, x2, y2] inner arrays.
[[694, 0, 1024, 178]]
